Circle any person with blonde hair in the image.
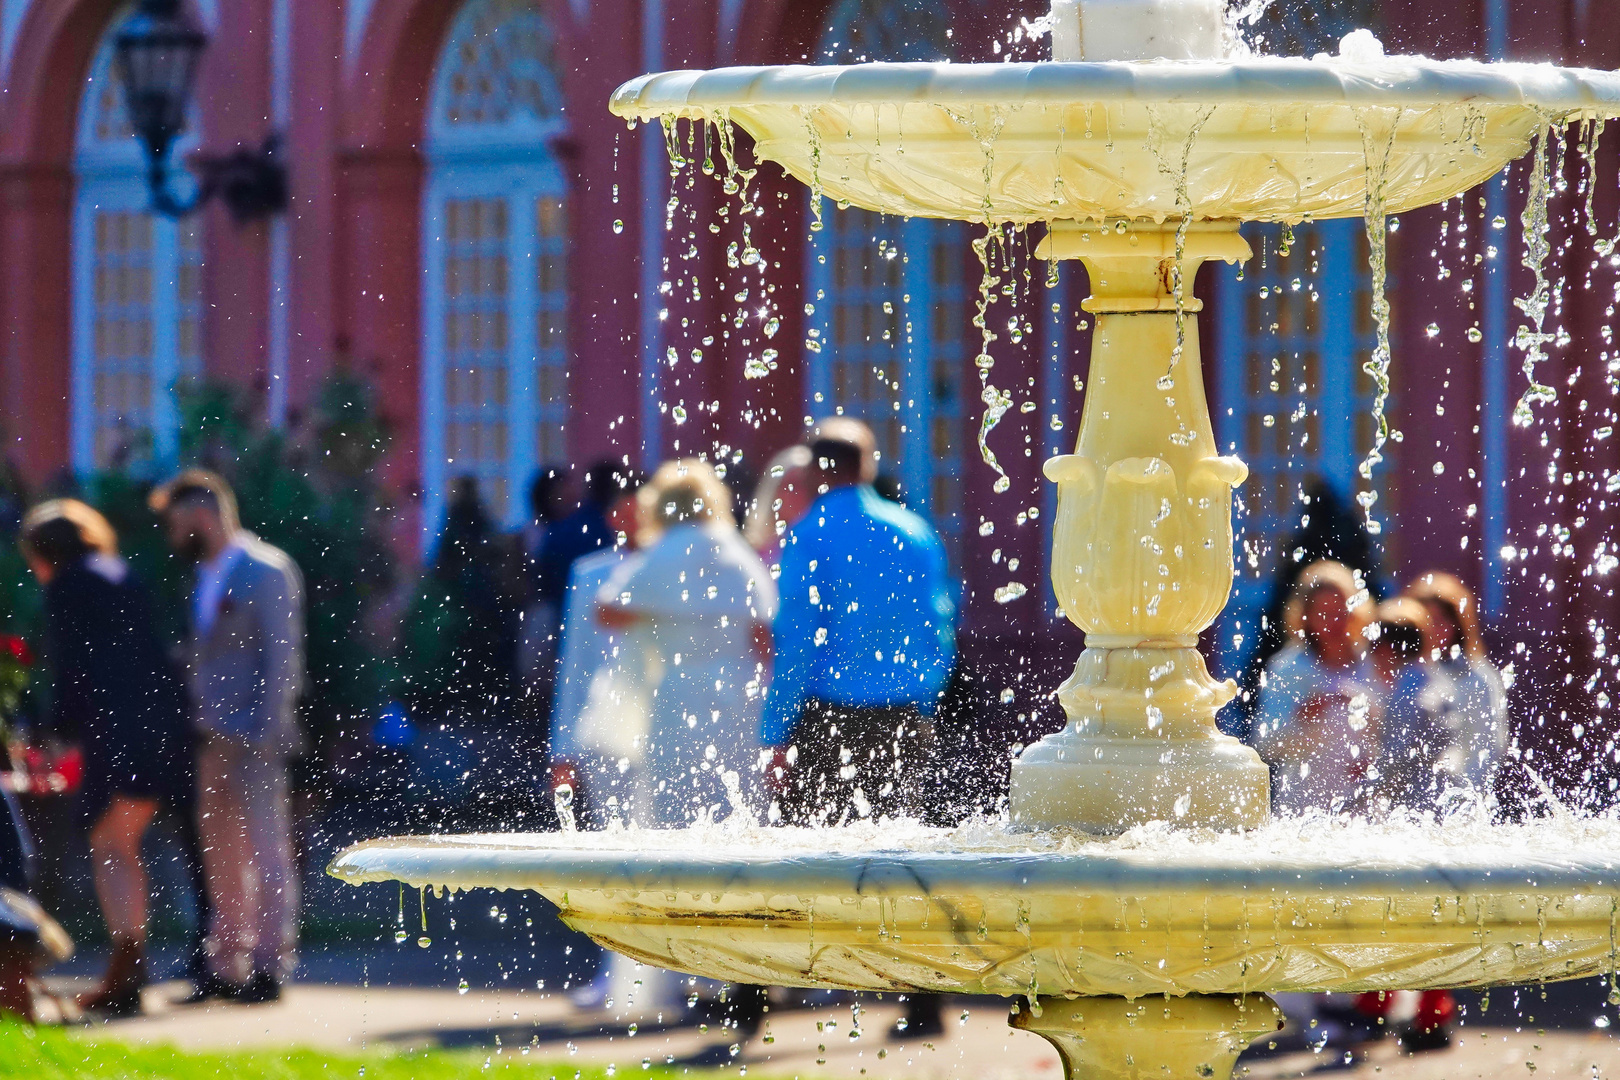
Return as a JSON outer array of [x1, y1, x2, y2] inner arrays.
[[1402, 571, 1507, 798], [587, 460, 775, 1023], [1253, 559, 1378, 815], [596, 459, 777, 825], [20, 499, 193, 1015]]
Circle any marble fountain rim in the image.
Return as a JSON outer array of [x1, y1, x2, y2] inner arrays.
[[609, 56, 1620, 120], [329, 833, 1620, 898]]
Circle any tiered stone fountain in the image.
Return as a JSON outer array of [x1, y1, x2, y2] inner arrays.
[[333, 3, 1620, 1076]]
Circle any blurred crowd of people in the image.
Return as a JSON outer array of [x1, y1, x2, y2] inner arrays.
[[3, 471, 305, 1020], [1251, 560, 1507, 819], [539, 418, 956, 1035], [0, 417, 963, 1035], [1247, 558, 1508, 1054], [0, 420, 1518, 1055]]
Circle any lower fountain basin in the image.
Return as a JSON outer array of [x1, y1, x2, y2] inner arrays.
[[329, 817, 1620, 1000]]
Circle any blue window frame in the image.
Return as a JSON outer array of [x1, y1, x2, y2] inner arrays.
[[1215, 220, 1389, 670], [72, 18, 203, 473], [423, 0, 569, 534], [806, 0, 967, 552]]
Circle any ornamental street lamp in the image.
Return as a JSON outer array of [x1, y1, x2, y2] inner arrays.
[[113, 0, 287, 221]]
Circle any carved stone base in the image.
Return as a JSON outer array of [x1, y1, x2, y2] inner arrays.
[[1010, 647, 1270, 832], [1012, 995, 1282, 1080]]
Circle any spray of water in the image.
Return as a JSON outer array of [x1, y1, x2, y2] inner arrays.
[[1146, 103, 1217, 389], [1352, 106, 1404, 535], [1514, 118, 1560, 426]]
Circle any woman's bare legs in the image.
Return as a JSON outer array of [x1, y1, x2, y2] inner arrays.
[[88, 795, 159, 945], [81, 795, 159, 1013]]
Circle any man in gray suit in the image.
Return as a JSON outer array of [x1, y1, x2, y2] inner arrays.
[[152, 471, 304, 1004]]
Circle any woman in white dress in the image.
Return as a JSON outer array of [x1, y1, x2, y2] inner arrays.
[[1253, 560, 1379, 816], [598, 459, 778, 826]]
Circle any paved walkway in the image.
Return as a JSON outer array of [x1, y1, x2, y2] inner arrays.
[[43, 973, 1620, 1079]]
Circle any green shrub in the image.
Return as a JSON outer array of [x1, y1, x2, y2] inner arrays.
[[168, 375, 399, 751]]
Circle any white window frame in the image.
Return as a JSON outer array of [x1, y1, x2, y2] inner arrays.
[[804, 207, 968, 540], [1214, 217, 1381, 671], [421, 0, 570, 538], [71, 27, 201, 474]]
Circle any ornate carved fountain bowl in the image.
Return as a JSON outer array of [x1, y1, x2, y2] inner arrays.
[[609, 58, 1620, 223], [330, 819, 1620, 1000]]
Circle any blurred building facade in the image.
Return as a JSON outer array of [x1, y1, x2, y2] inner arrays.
[[0, 0, 1617, 791]]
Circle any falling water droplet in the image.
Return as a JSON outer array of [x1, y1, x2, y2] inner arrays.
[[613, 220, 625, 234], [994, 582, 1028, 604], [555, 783, 577, 833]]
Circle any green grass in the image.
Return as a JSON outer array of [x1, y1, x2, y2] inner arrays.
[[0, 1020, 696, 1080]]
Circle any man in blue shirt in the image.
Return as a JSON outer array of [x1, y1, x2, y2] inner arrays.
[[763, 418, 956, 826]]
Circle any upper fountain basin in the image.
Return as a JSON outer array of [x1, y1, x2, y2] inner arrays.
[[330, 817, 1620, 1000], [610, 57, 1620, 224]]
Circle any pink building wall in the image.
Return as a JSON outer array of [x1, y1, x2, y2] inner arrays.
[[0, 0, 1615, 792]]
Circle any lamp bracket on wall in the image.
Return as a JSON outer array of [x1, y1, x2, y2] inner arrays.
[[147, 134, 289, 222], [114, 0, 288, 222]]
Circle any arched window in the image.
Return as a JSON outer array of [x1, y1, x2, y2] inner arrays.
[[423, 0, 568, 531], [806, 0, 967, 549], [72, 16, 204, 473]]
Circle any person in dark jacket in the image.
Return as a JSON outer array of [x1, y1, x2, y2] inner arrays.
[[21, 499, 193, 1015], [534, 460, 630, 610]]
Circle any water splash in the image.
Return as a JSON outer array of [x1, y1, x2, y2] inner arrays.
[[944, 104, 1015, 494], [994, 581, 1028, 604], [1513, 118, 1559, 426], [803, 107, 826, 234], [1147, 104, 1217, 384], [556, 782, 577, 833], [1578, 119, 1607, 245], [713, 112, 779, 382], [973, 226, 1014, 494], [1352, 107, 1404, 535], [661, 116, 689, 232]]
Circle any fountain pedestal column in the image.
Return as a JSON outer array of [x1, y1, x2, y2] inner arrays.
[[1010, 220, 1271, 833], [1013, 995, 1282, 1080]]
